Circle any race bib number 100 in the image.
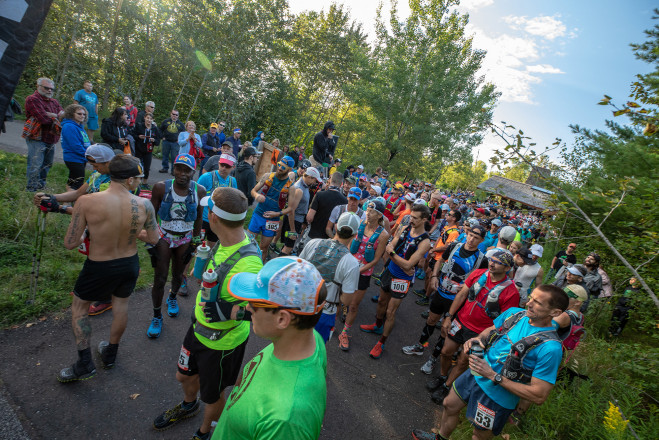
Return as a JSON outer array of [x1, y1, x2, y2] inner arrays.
[[265, 220, 280, 232], [390, 278, 410, 294], [474, 402, 495, 429]]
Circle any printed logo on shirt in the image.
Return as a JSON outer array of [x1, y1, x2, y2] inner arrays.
[[225, 352, 264, 411]]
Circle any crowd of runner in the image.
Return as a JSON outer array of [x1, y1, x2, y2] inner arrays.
[[21, 78, 624, 440]]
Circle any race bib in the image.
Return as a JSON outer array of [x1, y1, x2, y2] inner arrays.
[[265, 220, 280, 232], [390, 278, 410, 294], [474, 402, 495, 429], [178, 346, 191, 371], [448, 319, 462, 336]]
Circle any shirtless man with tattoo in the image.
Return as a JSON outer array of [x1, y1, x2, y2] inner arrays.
[[57, 154, 160, 382]]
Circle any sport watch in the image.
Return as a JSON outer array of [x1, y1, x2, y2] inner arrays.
[[493, 373, 503, 385]]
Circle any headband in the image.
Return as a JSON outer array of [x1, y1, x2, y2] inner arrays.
[[211, 206, 246, 221]]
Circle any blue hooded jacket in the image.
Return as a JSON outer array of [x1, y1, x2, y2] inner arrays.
[[61, 118, 91, 163], [252, 131, 263, 147]]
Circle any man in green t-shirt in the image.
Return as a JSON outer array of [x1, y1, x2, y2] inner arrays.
[[212, 256, 329, 440], [153, 187, 262, 440]]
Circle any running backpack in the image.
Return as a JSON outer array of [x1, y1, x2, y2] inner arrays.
[[211, 171, 237, 191], [467, 271, 514, 319], [159, 179, 198, 222], [306, 239, 350, 294], [258, 172, 292, 209], [561, 310, 586, 351], [394, 226, 429, 260], [350, 222, 384, 262]]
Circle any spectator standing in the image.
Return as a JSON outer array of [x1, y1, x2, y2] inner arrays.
[[159, 109, 186, 173], [131, 113, 161, 185], [580, 253, 603, 313], [60, 104, 91, 190], [23, 77, 64, 191], [545, 243, 577, 282], [123, 96, 138, 127], [73, 80, 99, 140], [178, 121, 204, 166], [226, 127, 242, 157], [251, 130, 264, 147], [201, 123, 222, 169], [311, 121, 337, 174], [136, 101, 155, 126], [235, 146, 261, 205], [101, 107, 130, 155]]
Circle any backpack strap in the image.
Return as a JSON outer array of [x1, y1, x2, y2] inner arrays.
[[206, 239, 261, 294]]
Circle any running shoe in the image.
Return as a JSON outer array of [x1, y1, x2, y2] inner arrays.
[[88, 302, 112, 316], [411, 429, 440, 440], [167, 296, 179, 317], [416, 268, 425, 280], [178, 276, 188, 297], [147, 317, 163, 338], [369, 341, 384, 359], [370, 294, 380, 302], [359, 323, 384, 334], [153, 400, 201, 431], [402, 343, 425, 356], [420, 356, 437, 375], [374, 278, 381, 286], [426, 375, 447, 391], [509, 409, 523, 426], [57, 361, 96, 383], [338, 332, 350, 351], [192, 431, 210, 440], [421, 310, 430, 319], [431, 384, 450, 405], [159, 168, 168, 173], [413, 288, 427, 298], [415, 296, 430, 306], [97, 341, 117, 369]]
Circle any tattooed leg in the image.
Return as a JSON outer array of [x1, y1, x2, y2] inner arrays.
[[71, 295, 92, 350], [109, 295, 130, 344]]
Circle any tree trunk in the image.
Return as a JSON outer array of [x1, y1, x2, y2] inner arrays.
[[186, 71, 209, 121], [55, 0, 86, 100], [173, 67, 194, 112], [101, 0, 124, 111]]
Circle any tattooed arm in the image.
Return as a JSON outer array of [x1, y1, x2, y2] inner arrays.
[[64, 198, 88, 250], [137, 198, 160, 244]]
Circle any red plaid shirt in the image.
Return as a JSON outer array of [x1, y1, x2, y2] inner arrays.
[[25, 91, 63, 144]]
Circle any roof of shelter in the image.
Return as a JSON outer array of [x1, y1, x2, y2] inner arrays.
[[477, 175, 554, 210]]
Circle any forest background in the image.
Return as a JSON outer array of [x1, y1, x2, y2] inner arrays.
[[4, 0, 658, 438]]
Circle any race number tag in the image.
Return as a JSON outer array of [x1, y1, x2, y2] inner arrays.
[[474, 402, 495, 429], [178, 346, 191, 371], [265, 220, 280, 232], [390, 278, 410, 294], [448, 319, 462, 336]]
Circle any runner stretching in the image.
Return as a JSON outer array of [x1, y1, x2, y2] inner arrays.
[[57, 155, 159, 382]]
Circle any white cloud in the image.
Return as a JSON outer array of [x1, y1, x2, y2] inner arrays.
[[503, 15, 567, 40], [526, 64, 565, 74], [460, 0, 494, 10]]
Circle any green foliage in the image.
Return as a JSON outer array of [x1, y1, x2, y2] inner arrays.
[[0, 152, 154, 327]]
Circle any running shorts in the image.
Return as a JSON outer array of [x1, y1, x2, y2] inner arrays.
[[73, 254, 139, 301]]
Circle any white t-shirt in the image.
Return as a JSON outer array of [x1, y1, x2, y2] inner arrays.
[[300, 238, 360, 316]]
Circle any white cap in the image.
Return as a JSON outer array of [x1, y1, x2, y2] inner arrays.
[[492, 218, 502, 227], [305, 167, 321, 182], [405, 193, 416, 202], [336, 212, 361, 235], [441, 203, 450, 211], [357, 164, 364, 169], [530, 244, 544, 257], [371, 185, 382, 196], [499, 226, 517, 242]]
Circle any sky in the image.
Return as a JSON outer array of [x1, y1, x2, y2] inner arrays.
[[288, 0, 658, 169]]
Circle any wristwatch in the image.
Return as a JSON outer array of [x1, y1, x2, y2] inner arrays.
[[389, 250, 396, 257], [493, 373, 503, 385]]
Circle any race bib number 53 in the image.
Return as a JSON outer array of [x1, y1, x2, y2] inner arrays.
[[178, 346, 191, 371], [265, 220, 280, 232], [474, 402, 495, 429], [390, 278, 410, 294]]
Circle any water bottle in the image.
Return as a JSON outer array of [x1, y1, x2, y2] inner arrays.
[[200, 269, 219, 302], [469, 344, 485, 377], [194, 242, 211, 279]]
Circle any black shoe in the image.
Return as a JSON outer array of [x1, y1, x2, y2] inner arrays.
[[159, 168, 168, 173], [426, 375, 447, 391], [57, 360, 96, 383], [415, 296, 430, 306], [153, 400, 201, 431], [431, 384, 450, 405], [98, 341, 117, 369]]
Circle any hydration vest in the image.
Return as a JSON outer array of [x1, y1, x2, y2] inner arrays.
[[159, 180, 199, 222], [394, 226, 429, 260], [258, 172, 292, 210], [485, 311, 560, 384], [350, 222, 384, 262], [306, 239, 350, 302], [211, 171, 237, 192], [467, 271, 514, 319], [438, 243, 485, 295]]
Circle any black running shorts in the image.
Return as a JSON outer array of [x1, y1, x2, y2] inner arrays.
[[447, 317, 479, 345], [177, 325, 248, 403], [202, 221, 219, 243], [429, 291, 454, 316], [358, 274, 371, 291], [73, 254, 139, 301]]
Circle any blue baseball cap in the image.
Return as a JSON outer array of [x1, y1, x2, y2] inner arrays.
[[279, 155, 295, 168], [174, 154, 196, 170], [348, 187, 362, 199], [228, 256, 325, 315]]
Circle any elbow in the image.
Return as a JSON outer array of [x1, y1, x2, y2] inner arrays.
[[64, 241, 79, 251]]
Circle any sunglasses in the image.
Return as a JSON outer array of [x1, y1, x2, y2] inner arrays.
[[40, 85, 54, 91], [220, 163, 233, 168], [277, 163, 290, 170]]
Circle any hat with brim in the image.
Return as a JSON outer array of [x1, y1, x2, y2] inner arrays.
[[565, 284, 588, 302], [490, 249, 514, 267], [305, 167, 322, 182], [174, 153, 196, 170], [348, 187, 362, 199], [219, 153, 236, 167], [85, 144, 115, 163], [279, 156, 295, 168], [568, 265, 587, 277], [227, 256, 325, 315], [517, 246, 535, 265]]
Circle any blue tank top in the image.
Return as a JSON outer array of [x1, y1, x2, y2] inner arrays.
[[255, 175, 289, 216]]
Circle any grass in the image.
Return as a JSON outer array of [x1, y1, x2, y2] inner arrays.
[[0, 151, 155, 327]]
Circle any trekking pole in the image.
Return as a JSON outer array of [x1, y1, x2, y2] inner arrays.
[[28, 207, 47, 304]]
